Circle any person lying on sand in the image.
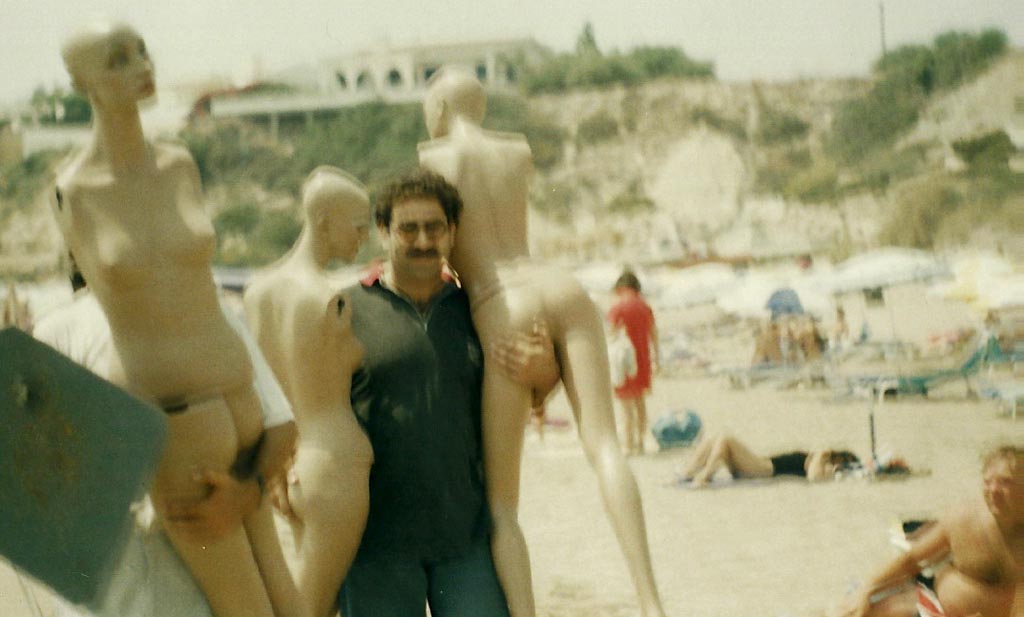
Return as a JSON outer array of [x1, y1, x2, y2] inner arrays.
[[680, 431, 859, 488]]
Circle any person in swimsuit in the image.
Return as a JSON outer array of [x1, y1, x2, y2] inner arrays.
[[418, 67, 666, 617], [834, 444, 1024, 617], [54, 21, 299, 616], [680, 431, 859, 487]]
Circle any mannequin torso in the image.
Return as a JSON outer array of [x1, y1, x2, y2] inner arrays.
[[56, 141, 252, 408]]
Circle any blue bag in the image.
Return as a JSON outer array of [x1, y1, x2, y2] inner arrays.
[[651, 409, 701, 450]]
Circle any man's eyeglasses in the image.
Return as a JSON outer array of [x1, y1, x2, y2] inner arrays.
[[394, 219, 448, 240]]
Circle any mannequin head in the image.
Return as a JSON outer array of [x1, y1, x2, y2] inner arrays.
[[302, 166, 369, 263], [61, 21, 155, 110], [423, 66, 486, 139]]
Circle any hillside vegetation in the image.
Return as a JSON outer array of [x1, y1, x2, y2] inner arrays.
[[1, 26, 1020, 273]]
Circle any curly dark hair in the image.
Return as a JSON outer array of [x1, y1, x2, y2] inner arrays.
[[374, 168, 463, 229]]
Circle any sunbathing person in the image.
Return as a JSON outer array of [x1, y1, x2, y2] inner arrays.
[[834, 444, 1024, 617], [681, 431, 860, 487]]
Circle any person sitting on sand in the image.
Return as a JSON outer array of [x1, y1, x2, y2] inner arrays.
[[680, 431, 860, 488], [751, 319, 784, 366], [834, 444, 1024, 617]]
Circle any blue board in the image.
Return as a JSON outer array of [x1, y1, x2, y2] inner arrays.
[[0, 326, 167, 606]]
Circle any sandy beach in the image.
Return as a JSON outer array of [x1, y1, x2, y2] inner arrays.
[[2, 365, 1022, 617], [523, 368, 1024, 617], [3, 284, 1023, 617]]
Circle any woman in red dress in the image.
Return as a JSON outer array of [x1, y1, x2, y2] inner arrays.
[[607, 270, 659, 454]]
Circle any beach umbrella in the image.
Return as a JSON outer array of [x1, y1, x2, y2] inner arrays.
[[929, 253, 1022, 317], [573, 262, 628, 296], [650, 263, 738, 310], [827, 248, 950, 294], [765, 287, 803, 320]]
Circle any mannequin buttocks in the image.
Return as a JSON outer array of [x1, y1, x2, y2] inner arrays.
[[419, 66, 666, 617], [243, 166, 371, 617]]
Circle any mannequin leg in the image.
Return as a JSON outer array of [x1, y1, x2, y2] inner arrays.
[[547, 279, 665, 617], [290, 445, 371, 617], [245, 504, 306, 617], [152, 399, 275, 617], [225, 386, 306, 617], [475, 292, 539, 617], [164, 524, 275, 616]]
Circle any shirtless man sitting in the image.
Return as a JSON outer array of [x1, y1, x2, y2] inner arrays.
[[836, 445, 1024, 617]]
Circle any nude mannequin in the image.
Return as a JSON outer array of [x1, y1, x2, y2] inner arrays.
[[419, 67, 666, 617], [54, 22, 300, 617], [243, 167, 373, 617]]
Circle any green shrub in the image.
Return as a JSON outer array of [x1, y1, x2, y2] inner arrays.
[[784, 160, 838, 203], [830, 28, 1007, 164], [953, 130, 1014, 170], [828, 81, 920, 163], [0, 150, 65, 211], [521, 24, 714, 95], [753, 147, 812, 195], [486, 95, 565, 170], [879, 177, 962, 248], [213, 196, 302, 266], [757, 107, 809, 144], [690, 106, 746, 141], [576, 110, 619, 146], [630, 46, 714, 80]]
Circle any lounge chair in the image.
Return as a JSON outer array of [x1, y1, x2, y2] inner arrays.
[[835, 335, 1002, 400]]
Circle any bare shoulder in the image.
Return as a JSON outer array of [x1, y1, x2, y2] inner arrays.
[[153, 138, 200, 174], [939, 498, 985, 537], [417, 135, 452, 155], [244, 266, 290, 308], [482, 128, 530, 148], [54, 147, 96, 195]]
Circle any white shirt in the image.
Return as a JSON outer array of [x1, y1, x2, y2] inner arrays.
[[33, 289, 294, 427]]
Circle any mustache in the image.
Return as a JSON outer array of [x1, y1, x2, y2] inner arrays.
[[406, 248, 440, 258]]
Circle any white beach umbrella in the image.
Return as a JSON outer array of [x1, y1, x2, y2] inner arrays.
[[650, 263, 738, 310], [828, 248, 950, 294]]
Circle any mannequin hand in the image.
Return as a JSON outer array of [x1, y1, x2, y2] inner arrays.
[[164, 469, 259, 544]]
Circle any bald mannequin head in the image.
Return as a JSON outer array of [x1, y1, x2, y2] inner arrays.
[[301, 166, 369, 263], [423, 66, 486, 139], [61, 20, 147, 94]]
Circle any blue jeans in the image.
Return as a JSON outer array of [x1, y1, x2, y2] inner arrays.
[[337, 534, 509, 617]]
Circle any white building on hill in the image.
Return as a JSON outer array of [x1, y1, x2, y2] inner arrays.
[[207, 38, 549, 136]]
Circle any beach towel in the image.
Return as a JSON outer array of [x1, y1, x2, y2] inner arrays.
[[916, 581, 945, 617]]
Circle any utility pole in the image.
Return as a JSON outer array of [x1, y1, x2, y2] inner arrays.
[[879, 2, 888, 57]]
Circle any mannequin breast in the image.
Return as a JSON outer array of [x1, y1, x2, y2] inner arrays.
[[56, 147, 249, 401]]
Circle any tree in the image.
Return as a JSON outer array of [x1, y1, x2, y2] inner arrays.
[[576, 22, 600, 57]]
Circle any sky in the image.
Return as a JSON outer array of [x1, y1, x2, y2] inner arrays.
[[2, 0, 1022, 105]]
